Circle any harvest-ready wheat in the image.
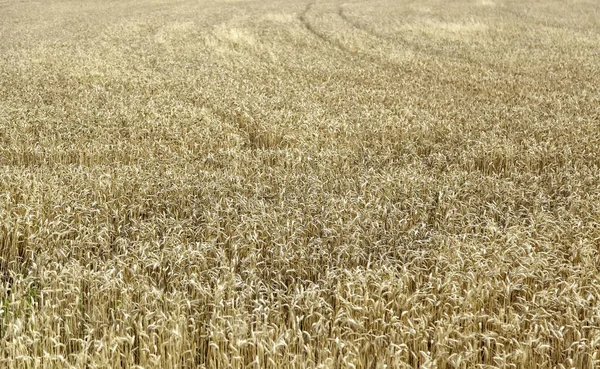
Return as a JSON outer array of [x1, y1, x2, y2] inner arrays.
[[1, 0, 599, 368]]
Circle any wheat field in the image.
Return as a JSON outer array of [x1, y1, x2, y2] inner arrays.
[[1, 0, 600, 367]]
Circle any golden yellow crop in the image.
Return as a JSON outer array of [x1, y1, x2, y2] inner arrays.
[[1, 0, 599, 367]]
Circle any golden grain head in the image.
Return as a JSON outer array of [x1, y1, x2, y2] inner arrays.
[[1, 0, 600, 368]]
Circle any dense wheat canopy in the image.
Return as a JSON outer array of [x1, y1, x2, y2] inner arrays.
[[1, 0, 600, 367]]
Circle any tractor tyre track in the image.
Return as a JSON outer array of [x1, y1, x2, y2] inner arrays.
[[498, 6, 600, 36], [296, 2, 500, 104], [298, 2, 408, 73], [337, 4, 503, 72], [298, 3, 331, 45]]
